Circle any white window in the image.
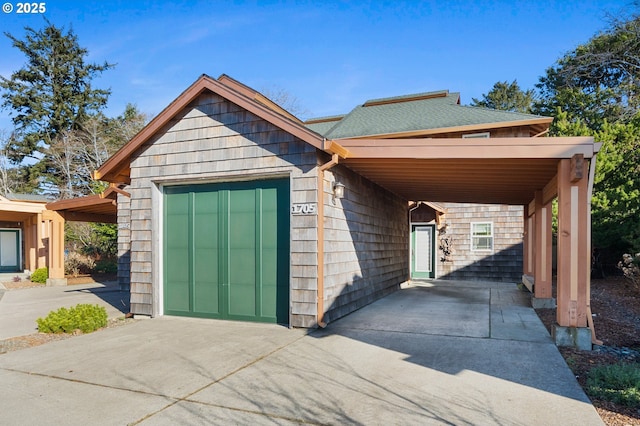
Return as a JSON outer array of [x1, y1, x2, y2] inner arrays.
[[471, 222, 493, 251], [462, 132, 490, 138]]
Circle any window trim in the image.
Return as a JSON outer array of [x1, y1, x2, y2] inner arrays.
[[470, 221, 494, 252]]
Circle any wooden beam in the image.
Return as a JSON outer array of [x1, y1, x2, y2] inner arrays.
[[61, 211, 117, 224], [324, 140, 351, 159], [338, 137, 597, 159], [542, 174, 558, 205], [571, 153, 584, 182]]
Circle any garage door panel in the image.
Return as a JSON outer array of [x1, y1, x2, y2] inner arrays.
[[194, 248, 220, 314], [164, 179, 290, 324], [165, 191, 191, 313], [228, 282, 256, 317], [193, 191, 221, 315]]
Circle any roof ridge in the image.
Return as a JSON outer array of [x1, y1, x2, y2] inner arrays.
[[305, 115, 345, 124], [364, 90, 453, 107]]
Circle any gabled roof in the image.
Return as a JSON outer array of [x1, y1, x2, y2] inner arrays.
[[94, 74, 325, 184], [304, 115, 345, 136], [305, 90, 552, 139]]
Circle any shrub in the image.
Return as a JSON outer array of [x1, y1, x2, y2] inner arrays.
[[36, 303, 108, 334], [94, 259, 117, 274], [64, 252, 96, 277], [618, 253, 640, 287], [30, 267, 48, 284], [586, 363, 640, 407]]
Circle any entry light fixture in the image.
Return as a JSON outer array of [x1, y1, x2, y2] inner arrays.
[[333, 181, 345, 203]]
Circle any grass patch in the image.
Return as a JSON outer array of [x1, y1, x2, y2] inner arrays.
[[586, 362, 640, 407]]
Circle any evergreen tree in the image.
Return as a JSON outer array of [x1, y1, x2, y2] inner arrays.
[[0, 20, 113, 193], [534, 13, 640, 128], [470, 80, 535, 113]]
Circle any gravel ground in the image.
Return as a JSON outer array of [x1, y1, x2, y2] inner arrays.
[[536, 276, 640, 426]]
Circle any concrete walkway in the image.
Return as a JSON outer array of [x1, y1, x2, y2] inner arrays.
[[0, 280, 603, 425], [0, 280, 129, 339]]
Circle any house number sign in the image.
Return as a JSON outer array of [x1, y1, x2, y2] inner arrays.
[[291, 203, 317, 215]]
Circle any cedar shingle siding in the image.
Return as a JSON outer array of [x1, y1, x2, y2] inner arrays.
[[438, 203, 523, 282], [121, 92, 409, 326], [322, 162, 409, 323]]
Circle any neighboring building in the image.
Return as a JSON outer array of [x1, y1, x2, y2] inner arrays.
[[0, 193, 66, 283], [48, 74, 600, 344]]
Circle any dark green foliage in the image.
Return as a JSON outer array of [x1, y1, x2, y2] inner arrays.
[[530, 11, 640, 255], [470, 80, 535, 113], [0, 20, 113, 163], [30, 267, 48, 284], [0, 21, 148, 198], [534, 14, 640, 128], [94, 259, 117, 274], [66, 222, 118, 259], [586, 363, 640, 407], [36, 303, 108, 334]]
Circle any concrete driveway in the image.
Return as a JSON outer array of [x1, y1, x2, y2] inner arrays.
[[0, 280, 603, 425], [0, 280, 129, 340]]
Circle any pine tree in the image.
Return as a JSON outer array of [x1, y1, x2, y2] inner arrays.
[[0, 20, 113, 193]]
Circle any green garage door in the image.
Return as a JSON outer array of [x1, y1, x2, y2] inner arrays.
[[164, 179, 290, 324]]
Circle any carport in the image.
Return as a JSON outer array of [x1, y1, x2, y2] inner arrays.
[[322, 135, 600, 348]]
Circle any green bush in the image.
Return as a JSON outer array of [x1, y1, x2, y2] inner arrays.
[[586, 363, 640, 407], [94, 259, 117, 274], [37, 304, 108, 334], [30, 267, 48, 284]]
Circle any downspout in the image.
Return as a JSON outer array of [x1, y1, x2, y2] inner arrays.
[[317, 150, 340, 328], [586, 149, 602, 345]]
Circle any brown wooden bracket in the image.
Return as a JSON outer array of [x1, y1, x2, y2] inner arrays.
[[570, 154, 584, 182]]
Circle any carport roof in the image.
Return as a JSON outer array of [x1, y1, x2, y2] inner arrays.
[[46, 186, 124, 223], [329, 136, 599, 205]]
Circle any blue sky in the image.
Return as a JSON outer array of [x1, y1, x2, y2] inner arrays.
[[0, 0, 634, 130]]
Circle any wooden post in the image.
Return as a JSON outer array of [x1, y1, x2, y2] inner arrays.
[[534, 190, 553, 299], [523, 202, 534, 276], [36, 213, 46, 269], [42, 210, 66, 283], [23, 215, 35, 272], [556, 158, 589, 327]]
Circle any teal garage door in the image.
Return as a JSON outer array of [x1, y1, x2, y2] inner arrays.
[[164, 179, 290, 324]]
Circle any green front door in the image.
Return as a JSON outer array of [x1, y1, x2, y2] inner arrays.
[[411, 224, 435, 279], [0, 230, 20, 273], [164, 179, 290, 324]]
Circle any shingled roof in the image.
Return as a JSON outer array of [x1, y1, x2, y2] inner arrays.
[[305, 90, 550, 139]]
